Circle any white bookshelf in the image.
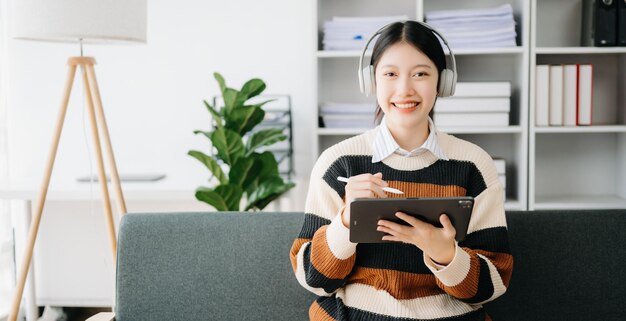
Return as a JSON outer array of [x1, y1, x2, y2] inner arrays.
[[529, 0, 626, 210], [315, 0, 530, 210]]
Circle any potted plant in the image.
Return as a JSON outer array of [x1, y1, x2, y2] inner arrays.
[[188, 72, 295, 211]]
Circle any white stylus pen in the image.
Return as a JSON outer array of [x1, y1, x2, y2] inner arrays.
[[337, 176, 404, 195]]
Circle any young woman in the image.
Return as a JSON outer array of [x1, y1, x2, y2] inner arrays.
[[290, 21, 513, 321]]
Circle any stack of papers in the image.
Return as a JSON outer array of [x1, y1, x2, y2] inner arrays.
[[433, 82, 511, 127], [319, 102, 376, 128], [425, 4, 517, 49], [322, 15, 408, 51]]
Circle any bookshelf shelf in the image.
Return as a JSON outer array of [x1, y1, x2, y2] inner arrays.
[[536, 47, 626, 55], [317, 47, 524, 58], [534, 195, 626, 210], [534, 126, 626, 133], [318, 126, 524, 136], [529, 0, 626, 210]]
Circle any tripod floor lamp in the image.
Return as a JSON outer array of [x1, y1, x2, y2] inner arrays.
[[9, 1, 147, 320]]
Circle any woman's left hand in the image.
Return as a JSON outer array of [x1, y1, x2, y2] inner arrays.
[[377, 212, 457, 265]]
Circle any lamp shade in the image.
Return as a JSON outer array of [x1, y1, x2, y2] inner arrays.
[[11, 0, 147, 44]]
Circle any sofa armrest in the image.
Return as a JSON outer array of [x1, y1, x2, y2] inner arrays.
[[85, 312, 115, 321]]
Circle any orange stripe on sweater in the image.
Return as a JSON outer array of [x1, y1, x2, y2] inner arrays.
[[348, 267, 444, 299], [310, 225, 356, 279], [474, 249, 514, 287], [309, 300, 337, 321], [435, 248, 481, 299], [386, 181, 467, 198], [290, 238, 310, 273]]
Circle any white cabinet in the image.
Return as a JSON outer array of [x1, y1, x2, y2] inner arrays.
[[314, 0, 530, 210], [529, 0, 626, 209]]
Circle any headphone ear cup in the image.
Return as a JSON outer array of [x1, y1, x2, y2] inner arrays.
[[361, 66, 375, 96], [437, 68, 456, 97]]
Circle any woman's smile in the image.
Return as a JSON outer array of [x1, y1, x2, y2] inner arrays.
[[392, 101, 420, 113]]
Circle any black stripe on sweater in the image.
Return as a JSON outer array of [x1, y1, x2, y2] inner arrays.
[[460, 227, 511, 254], [317, 295, 488, 321], [355, 243, 432, 274], [461, 256, 495, 304], [352, 228, 509, 274], [303, 242, 346, 293], [298, 213, 332, 239], [321, 156, 488, 200]]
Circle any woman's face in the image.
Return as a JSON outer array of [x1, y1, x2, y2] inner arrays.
[[375, 42, 439, 132]]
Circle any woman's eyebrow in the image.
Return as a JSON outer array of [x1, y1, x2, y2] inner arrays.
[[379, 64, 432, 69]]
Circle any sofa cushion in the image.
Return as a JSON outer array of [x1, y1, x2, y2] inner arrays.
[[485, 210, 626, 321], [115, 212, 315, 321]]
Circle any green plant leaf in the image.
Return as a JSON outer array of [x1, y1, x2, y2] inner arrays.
[[225, 105, 265, 136], [243, 152, 279, 196], [214, 72, 227, 96], [214, 184, 244, 211], [245, 176, 294, 211], [229, 157, 262, 190], [203, 100, 223, 129], [193, 130, 213, 141], [210, 127, 244, 166], [222, 88, 240, 118], [240, 79, 266, 100], [256, 151, 279, 180], [245, 128, 287, 156], [195, 185, 243, 211], [188, 150, 228, 185], [251, 181, 295, 210], [195, 187, 228, 211]]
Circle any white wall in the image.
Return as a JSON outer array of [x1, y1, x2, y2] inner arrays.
[[5, 0, 316, 210]]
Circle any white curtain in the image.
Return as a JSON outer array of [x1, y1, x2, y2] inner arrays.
[[0, 0, 9, 186], [0, 0, 14, 317]]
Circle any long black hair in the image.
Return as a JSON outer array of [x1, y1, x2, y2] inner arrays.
[[370, 21, 447, 125]]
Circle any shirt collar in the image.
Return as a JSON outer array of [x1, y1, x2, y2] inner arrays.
[[371, 115, 448, 163]]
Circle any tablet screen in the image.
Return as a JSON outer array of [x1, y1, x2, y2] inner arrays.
[[349, 197, 474, 243]]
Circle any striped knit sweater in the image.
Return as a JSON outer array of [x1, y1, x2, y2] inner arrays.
[[290, 128, 513, 321]]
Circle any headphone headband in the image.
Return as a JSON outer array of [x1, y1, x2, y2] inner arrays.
[[358, 20, 457, 97]]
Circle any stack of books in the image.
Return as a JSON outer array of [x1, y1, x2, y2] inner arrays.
[[322, 15, 408, 51], [425, 4, 517, 49], [535, 64, 593, 126], [433, 82, 511, 128], [319, 102, 375, 128]]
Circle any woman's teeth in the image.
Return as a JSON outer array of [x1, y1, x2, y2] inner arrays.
[[394, 103, 418, 109]]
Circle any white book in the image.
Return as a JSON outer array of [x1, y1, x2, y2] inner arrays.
[[322, 114, 375, 128], [435, 97, 510, 113], [433, 112, 509, 127], [535, 65, 550, 126], [452, 82, 511, 97], [562, 65, 578, 126], [578, 64, 593, 126], [549, 65, 564, 126], [493, 158, 506, 174]]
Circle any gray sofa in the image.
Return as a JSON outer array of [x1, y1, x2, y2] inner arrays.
[[87, 210, 626, 321]]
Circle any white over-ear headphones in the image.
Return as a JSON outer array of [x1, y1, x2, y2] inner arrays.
[[358, 21, 457, 97]]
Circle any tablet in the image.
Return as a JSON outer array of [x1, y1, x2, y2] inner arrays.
[[349, 197, 474, 243]]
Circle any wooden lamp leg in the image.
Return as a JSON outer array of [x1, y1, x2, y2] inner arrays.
[[85, 64, 127, 215], [8, 64, 78, 321], [80, 65, 118, 259]]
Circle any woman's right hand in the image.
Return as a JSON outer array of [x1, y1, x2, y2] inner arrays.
[[341, 172, 388, 228]]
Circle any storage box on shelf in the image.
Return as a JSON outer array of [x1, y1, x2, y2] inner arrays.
[[315, 0, 530, 210], [529, 0, 626, 210]]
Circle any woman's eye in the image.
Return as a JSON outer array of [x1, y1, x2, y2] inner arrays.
[[383, 72, 396, 77], [414, 72, 428, 77]]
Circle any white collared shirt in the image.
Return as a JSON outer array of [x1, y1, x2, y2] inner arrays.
[[371, 116, 448, 163]]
